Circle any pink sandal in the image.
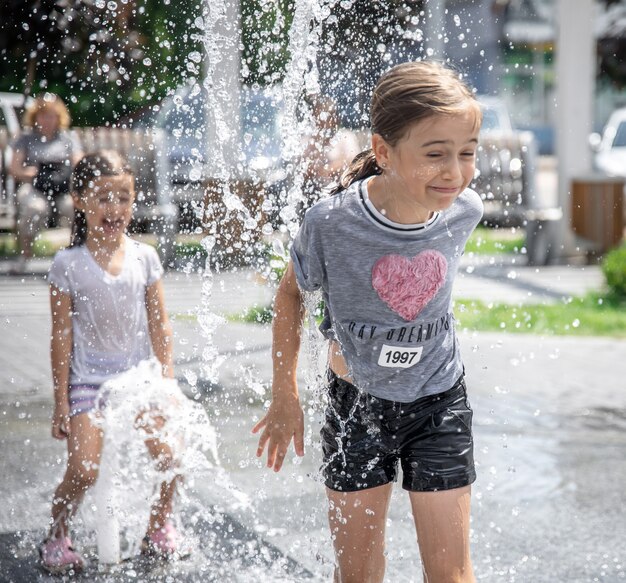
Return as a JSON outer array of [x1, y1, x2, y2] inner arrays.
[[142, 521, 180, 557], [39, 536, 85, 574]]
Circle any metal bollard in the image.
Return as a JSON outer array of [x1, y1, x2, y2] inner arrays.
[[94, 445, 120, 564]]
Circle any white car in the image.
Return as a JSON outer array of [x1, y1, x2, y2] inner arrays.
[[594, 106, 626, 177]]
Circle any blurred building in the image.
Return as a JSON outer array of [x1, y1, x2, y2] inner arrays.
[[499, 0, 626, 153], [419, 0, 555, 151], [314, 0, 624, 154]]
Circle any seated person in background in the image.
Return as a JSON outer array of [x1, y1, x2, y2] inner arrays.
[[9, 93, 83, 272]]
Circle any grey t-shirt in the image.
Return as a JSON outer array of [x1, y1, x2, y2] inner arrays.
[[291, 178, 483, 402], [48, 237, 164, 386], [12, 130, 81, 167]]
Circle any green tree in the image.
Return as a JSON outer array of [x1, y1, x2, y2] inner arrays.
[[0, 0, 202, 125], [317, 0, 424, 127], [595, 0, 626, 86], [243, 0, 424, 126], [0, 0, 425, 126], [241, 0, 294, 85]]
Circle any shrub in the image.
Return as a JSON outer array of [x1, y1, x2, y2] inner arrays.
[[175, 241, 208, 260], [241, 305, 273, 324], [602, 244, 626, 298]]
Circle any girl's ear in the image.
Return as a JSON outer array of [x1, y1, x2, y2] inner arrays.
[[72, 193, 84, 211], [371, 133, 391, 168]]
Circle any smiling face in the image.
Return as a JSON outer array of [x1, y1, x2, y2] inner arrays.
[[74, 174, 135, 243], [371, 106, 480, 223]]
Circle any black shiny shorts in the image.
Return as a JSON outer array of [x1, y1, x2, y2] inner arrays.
[[321, 372, 476, 493]]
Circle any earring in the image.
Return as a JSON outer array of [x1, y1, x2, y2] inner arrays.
[[381, 162, 387, 169]]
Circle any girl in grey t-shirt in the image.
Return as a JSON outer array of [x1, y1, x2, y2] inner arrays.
[[254, 61, 483, 583]]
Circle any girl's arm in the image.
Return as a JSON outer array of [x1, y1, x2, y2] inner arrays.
[[252, 261, 306, 472], [146, 279, 174, 378], [50, 284, 73, 439]]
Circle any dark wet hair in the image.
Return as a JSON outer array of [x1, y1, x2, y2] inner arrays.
[[70, 150, 134, 247], [330, 60, 481, 195]]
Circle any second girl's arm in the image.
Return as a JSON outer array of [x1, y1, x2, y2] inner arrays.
[[50, 284, 73, 439], [146, 280, 174, 379], [252, 261, 306, 472]]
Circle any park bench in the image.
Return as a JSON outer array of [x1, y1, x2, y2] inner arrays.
[[473, 130, 562, 265], [475, 132, 625, 262]]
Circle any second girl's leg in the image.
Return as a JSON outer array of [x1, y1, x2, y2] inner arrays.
[[144, 434, 180, 535], [50, 414, 103, 539], [409, 486, 474, 583], [137, 411, 181, 535], [327, 483, 393, 583]]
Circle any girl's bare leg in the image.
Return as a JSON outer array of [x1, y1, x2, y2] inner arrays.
[[326, 483, 393, 583], [138, 411, 181, 535], [409, 486, 475, 583], [144, 434, 180, 534], [50, 414, 103, 539]]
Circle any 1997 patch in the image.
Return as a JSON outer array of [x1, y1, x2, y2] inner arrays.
[[377, 344, 423, 368]]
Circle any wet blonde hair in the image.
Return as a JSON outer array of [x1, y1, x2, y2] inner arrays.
[[332, 60, 481, 195], [23, 93, 71, 130]]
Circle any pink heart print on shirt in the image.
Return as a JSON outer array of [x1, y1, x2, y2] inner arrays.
[[372, 250, 448, 321]]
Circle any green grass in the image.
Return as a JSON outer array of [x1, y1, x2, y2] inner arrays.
[[0, 236, 16, 257], [169, 313, 199, 322], [0, 225, 520, 259], [0, 234, 65, 258], [235, 293, 626, 338], [231, 305, 274, 325], [174, 241, 208, 260], [465, 226, 525, 255], [454, 293, 626, 337], [0, 232, 210, 259]]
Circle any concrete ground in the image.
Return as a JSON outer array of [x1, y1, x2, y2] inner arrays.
[[0, 255, 625, 581]]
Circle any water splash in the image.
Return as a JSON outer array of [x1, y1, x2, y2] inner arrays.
[[78, 358, 248, 561], [197, 235, 227, 384]]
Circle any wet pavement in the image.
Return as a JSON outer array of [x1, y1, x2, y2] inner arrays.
[[1, 261, 625, 582]]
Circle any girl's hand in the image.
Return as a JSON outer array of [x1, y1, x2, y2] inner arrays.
[[252, 395, 305, 472], [52, 402, 70, 440]]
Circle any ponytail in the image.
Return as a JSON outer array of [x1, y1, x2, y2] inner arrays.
[[70, 207, 87, 247], [329, 149, 381, 196]]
